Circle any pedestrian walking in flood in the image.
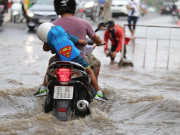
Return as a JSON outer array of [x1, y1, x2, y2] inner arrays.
[[126, 0, 147, 36]]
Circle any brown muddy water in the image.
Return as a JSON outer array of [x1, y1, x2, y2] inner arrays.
[[0, 14, 180, 135]]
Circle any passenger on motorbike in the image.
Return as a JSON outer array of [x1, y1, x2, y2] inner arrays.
[[34, 0, 108, 101]]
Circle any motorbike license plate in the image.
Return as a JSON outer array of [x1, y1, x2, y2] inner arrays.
[[54, 86, 74, 99]]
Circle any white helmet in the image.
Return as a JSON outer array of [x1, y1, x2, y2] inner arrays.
[[37, 22, 55, 42]]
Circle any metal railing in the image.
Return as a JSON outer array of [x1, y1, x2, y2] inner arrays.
[[121, 24, 180, 70]]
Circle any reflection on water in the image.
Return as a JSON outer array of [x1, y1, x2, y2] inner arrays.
[[24, 45, 37, 64], [25, 35, 36, 45], [24, 45, 33, 53]]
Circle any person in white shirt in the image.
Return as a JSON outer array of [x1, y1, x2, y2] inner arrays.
[[126, 0, 147, 36]]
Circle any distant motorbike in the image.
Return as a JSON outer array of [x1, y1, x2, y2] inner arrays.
[[0, 4, 4, 26], [83, 0, 102, 22], [75, 8, 86, 19], [171, 9, 177, 16], [43, 22, 109, 121], [75, 0, 86, 19], [11, 1, 25, 23]]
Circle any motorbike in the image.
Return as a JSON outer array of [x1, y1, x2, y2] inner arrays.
[[0, 4, 4, 26], [75, 0, 86, 19], [75, 8, 86, 19], [44, 61, 93, 121], [171, 9, 177, 16], [11, 1, 25, 23], [43, 22, 109, 121]]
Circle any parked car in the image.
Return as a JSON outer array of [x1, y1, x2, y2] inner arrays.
[[160, 2, 174, 15], [26, 0, 58, 31], [111, 0, 128, 17]]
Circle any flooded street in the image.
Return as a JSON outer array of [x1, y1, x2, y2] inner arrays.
[[0, 13, 180, 135]]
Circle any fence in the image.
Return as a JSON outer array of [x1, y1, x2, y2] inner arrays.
[[122, 24, 180, 70]]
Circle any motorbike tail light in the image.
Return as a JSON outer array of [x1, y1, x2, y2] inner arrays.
[[80, 9, 84, 12], [179, 9, 180, 12], [58, 108, 66, 112], [56, 68, 71, 82]]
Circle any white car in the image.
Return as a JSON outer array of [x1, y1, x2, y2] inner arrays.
[[111, 0, 128, 17]]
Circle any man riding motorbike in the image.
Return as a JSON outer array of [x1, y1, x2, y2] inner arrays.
[[34, 0, 108, 101]]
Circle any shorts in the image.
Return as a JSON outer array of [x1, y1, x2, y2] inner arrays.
[[84, 53, 99, 73], [72, 55, 89, 69], [48, 55, 89, 69], [127, 16, 139, 30], [111, 44, 118, 52]]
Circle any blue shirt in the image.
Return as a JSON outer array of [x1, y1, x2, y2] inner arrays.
[[47, 25, 80, 61]]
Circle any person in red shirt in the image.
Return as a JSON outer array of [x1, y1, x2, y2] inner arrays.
[[104, 20, 129, 64]]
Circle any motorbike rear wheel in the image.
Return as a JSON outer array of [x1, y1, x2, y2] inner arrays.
[[14, 15, 21, 23]]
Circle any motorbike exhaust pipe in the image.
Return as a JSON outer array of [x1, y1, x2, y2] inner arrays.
[[77, 100, 89, 111]]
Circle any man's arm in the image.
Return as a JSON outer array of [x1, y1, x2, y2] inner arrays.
[[67, 33, 87, 46], [104, 31, 109, 52], [103, 31, 109, 56], [139, 5, 147, 14], [91, 34, 105, 46]]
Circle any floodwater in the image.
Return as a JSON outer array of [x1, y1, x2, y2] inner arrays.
[[0, 14, 180, 135]]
